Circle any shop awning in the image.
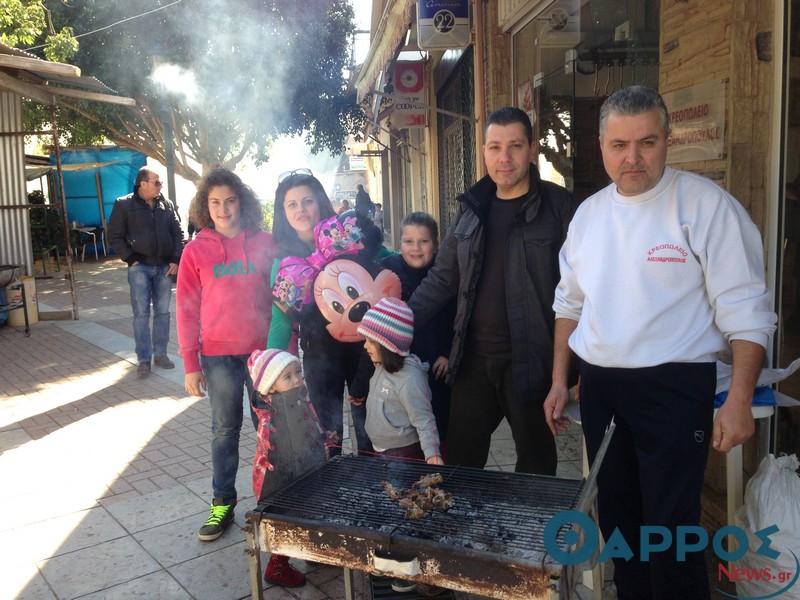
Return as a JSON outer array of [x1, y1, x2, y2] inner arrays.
[[354, 0, 416, 104]]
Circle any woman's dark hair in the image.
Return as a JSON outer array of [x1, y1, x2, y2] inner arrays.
[[272, 172, 336, 257], [400, 211, 439, 244], [375, 341, 405, 374], [189, 167, 263, 230]]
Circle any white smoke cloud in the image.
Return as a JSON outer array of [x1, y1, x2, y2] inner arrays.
[[149, 62, 199, 105]]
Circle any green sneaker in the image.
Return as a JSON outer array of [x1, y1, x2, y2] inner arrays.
[[198, 497, 236, 541]]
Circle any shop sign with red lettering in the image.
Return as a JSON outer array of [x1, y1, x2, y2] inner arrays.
[[664, 79, 726, 164], [393, 61, 427, 129]]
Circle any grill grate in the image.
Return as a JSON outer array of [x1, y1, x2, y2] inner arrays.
[[255, 454, 583, 562]]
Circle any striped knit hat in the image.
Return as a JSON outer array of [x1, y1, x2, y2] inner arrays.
[[356, 297, 414, 356], [247, 348, 300, 395]]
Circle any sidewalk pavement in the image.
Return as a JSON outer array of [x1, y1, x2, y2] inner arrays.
[[0, 257, 595, 600]]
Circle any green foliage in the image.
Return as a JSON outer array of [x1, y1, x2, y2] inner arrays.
[[0, 0, 45, 47], [538, 95, 574, 180], [261, 199, 274, 233], [28, 189, 66, 253], [21, 0, 365, 182], [43, 26, 78, 62], [1, 1, 77, 62]]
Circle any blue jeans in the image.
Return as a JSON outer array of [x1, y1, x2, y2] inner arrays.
[[201, 354, 258, 501], [128, 263, 172, 363]]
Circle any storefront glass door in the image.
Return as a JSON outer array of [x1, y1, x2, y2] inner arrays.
[[513, 0, 659, 200]]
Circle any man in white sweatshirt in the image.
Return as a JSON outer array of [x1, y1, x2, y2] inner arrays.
[[544, 86, 776, 600]]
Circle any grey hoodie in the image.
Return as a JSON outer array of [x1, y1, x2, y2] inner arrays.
[[365, 355, 441, 460]]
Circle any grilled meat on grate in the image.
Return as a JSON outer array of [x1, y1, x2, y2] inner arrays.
[[382, 472, 453, 519]]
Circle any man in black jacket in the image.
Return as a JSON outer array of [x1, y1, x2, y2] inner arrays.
[[408, 107, 579, 474], [108, 167, 183, 377], [355, 184, 375, 219]]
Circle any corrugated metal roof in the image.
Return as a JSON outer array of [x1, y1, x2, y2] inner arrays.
[[32, 73, 117, 94], [0, 41, 122, 96], [0, 41, 40, 60]]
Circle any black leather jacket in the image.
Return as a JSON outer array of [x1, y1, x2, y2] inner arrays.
[[408, 165, 579, 403], [107, 192, 183, 266]]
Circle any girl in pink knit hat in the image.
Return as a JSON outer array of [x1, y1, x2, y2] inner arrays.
[[247, 348, 333, 588]]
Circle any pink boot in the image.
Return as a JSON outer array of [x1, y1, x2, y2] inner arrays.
[[265, 554, 306, 588]]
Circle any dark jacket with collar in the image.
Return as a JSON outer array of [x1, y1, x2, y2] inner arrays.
[[381, 252, 454, 366], [408, 164, 579, 403], [108, 191, 183, 266]]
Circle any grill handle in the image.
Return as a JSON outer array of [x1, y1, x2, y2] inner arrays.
[[562, 418, 617, 579], [371, 550, 421, 578], [575, 417, 616, 515]]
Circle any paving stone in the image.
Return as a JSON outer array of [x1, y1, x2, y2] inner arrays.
[[1, 259, 597, 600]]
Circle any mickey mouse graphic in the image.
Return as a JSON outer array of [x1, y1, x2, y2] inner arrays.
[[314, 258, 401, 342], [275, 275, 292, 304], [340, 216, 362, 244], [322, 221, 347, 251]]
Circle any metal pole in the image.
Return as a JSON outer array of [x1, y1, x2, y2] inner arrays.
[[473, 0, 487, 179], [50, 103, 79, 319], [161, 101, 178, 211]]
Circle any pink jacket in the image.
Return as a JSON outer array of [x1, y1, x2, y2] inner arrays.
[[177, 227, 277, 374]]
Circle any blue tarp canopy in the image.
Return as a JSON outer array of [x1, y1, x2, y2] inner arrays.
[[49, 147, 147, 231]]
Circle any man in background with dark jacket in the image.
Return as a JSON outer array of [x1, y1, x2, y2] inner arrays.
[[355, 183, 375, 219], [108, 167, 183, 377], [408, 107, 579, 474]]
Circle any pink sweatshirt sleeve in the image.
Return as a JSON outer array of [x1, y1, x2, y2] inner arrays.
[[176, 248, 203, 374]]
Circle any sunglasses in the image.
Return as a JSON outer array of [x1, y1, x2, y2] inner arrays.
[[278, 168, 313, 183], [149, 179, 163, 186]]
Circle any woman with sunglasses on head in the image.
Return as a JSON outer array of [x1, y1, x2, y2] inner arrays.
[[268, 169, 385, 456], [176, 167, 277, 543]]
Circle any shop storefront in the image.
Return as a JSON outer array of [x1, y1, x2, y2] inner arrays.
[[359, 0, 796, 459], [505, 0, 798, 457], [509, 0, 659, 200]]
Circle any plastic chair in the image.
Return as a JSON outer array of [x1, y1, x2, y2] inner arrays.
[[70, 230, 88, 262], [71, 227, 104, 261]]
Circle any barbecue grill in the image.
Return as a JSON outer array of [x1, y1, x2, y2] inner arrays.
[[245, 426, 612, 600]]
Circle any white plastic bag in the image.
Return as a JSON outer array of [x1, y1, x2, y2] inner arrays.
[[734, 454, 800, 599]]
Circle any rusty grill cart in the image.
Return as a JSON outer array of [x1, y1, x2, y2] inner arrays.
[[245, 452, 605, 600]]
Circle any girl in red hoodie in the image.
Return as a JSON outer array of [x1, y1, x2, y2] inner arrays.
[[176, 167, 276, 544]]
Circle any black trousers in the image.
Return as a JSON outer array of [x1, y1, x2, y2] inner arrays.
[[448, 351, 557, 475], [580, 361, 715, 600], [302, 351, 372, 456]]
